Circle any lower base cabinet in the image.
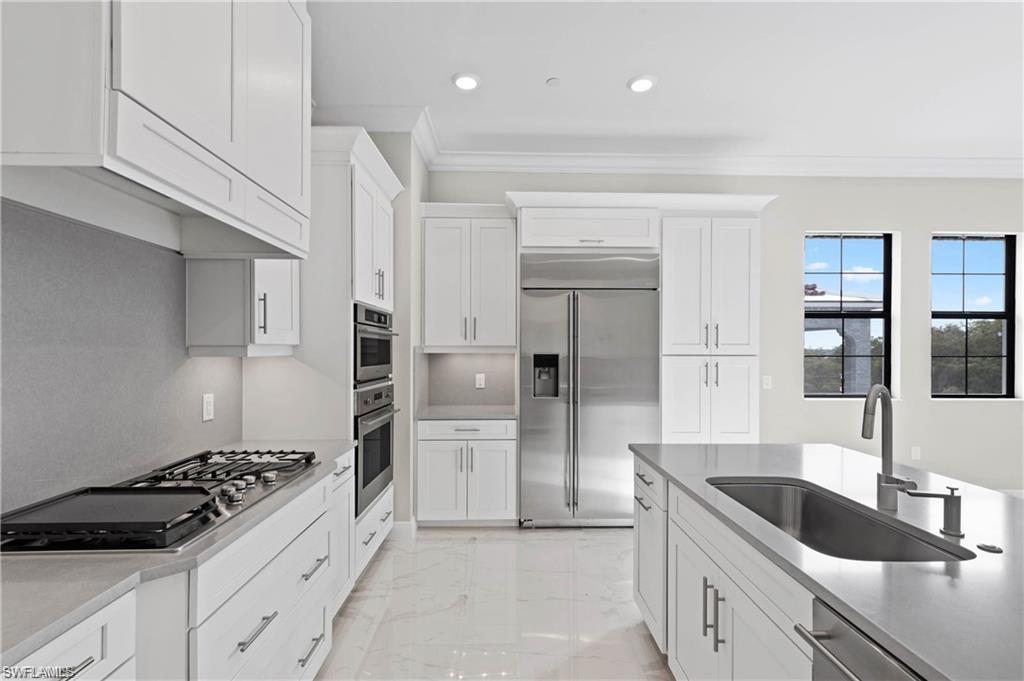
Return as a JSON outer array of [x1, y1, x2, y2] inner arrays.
[[417, 438, 517, 521], [667, 518, 811, 681], [356, 484, 394, 574], [634, 483, 667, 653], [328, 451, 356, 614]]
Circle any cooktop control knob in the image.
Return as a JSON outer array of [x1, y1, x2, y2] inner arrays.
[[232, 479, 247, 490], [261, 471, 278, 485], [227, 492, 244, 505], [220, 484, 235, 496], [242, 475, 256, 487]]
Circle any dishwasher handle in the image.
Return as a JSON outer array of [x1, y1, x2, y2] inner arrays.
[[794, 624, 861, 681]]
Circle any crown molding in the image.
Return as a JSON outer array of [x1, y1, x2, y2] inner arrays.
[[505, 191, 778, 214], [411, 107, 441, 165]]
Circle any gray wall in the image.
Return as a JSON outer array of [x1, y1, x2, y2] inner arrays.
[[1, 201, 243, 511]]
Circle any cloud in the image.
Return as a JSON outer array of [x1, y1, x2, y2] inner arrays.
[[843, 266, 879, 284], [973, 295, 993, 306], [806, 262, 830, 271]]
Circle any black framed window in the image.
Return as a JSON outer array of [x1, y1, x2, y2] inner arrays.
[[804, 234, 892, 396], [931, 235, 1016, 397]]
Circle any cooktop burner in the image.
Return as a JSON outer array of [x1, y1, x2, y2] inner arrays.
[[1, 449, 318, 553]]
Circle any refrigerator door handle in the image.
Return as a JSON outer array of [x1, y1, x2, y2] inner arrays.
[[573, 291, 581, 510], [566, 293, 574, 508]]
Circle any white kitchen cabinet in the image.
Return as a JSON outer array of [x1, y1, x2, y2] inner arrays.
[[634, 484, 667, 653], [711, 219, 760, 355], [662, 217, 759, 357], [466, 440, 517, 520], [350, 156, 400, 312], [2, 0, 314, 258], [668, 520, 720, 681], [519, 207, 660, 248], [245, 0, 311, 216], [328, 450, 356, 615], [417, 440, 468, 521], [355, 484, 394, 574], [186, 258, 300, 357], [662, 356, 758, 443], [375, 190, 396, 311], [422, 217, 516, 348]]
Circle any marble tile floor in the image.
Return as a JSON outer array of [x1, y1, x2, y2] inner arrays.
[[316, 527, 672, 681]]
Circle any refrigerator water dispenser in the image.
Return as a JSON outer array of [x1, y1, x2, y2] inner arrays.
[[533, 354, 558, 397]]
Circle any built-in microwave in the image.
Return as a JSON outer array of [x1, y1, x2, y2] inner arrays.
[[354, 304, 395, 384]]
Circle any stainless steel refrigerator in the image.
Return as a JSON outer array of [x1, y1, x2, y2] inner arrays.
[[519, 252, 660, 526]]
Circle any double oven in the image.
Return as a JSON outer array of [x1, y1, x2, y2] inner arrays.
[[354, 304, 397, 517]]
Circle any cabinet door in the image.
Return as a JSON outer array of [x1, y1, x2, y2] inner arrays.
[[375, 191, 395, 312], [668, 520, 720, 681], [112, 1, 243, 166], [470, 219, 516, 346], [423, 219, 472, 346], [417, 440, 468, 520], [711, 219, 759, 355], [466, 440, 517, 520], [329, 476, 355, 612], [719, 575, 812, 681], [245, 0, 311, 215], [710, 357, 759, 443], [662, 356, 710, 444], [634, 489, 667, 652], [520, 207, 659, 248], [252, 259, 300, 346], [352, 166, 378, 306], [662, 217, 711, 354]]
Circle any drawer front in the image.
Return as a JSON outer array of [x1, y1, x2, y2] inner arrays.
[[330, 449, 355, 489], [417, 419, 517, 440], [103, 657, 136, 680], [237, 590, 330, 681], [107, 92, 245, 218], [356, 485, 393, 573], [17, 591, 135, 680], [633, 457, 666, 511], [244, 182, 310, 255], [193, 478, 328, 625], [193, 514, 331, 681], [520, 207, 660, 248]]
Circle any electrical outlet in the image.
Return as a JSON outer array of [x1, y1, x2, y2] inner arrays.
[[202, 393, 215, 422], [911, 445, 922, 461], [762, 375, 773, 390], [475, 373, 486, 389]]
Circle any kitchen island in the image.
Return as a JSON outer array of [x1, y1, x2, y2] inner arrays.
[[629, 442, 1022, 681]]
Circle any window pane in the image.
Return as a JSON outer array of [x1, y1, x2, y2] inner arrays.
[[967, 319, 1007, 356], [932, 357, 966, 395], [843, 356, 883, 395], [805, 357, 842, 394], [842, 237, 884, 275], [842, 273, 883, 311], [804, 319, 843, 356], [805, 274, 841, 310], [931, 319, 965, 356], [965, 238, 1005, 274], [964, 275, 1005, 312], [932, 237, 963, 274], [931, 274, 963, 311], [805, 236, 840, 273], [967, 357, 1005, 395]]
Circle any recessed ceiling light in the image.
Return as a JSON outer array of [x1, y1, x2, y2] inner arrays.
[[627, 75, 656, 93], [452, 73, 479, 91]]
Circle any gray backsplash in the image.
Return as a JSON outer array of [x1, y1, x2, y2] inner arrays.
[[426, 353, 516, 406], [1, 201, 243, 511]]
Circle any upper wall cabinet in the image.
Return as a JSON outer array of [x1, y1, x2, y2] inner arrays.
[[519, 207, 660, 249], [423, 214, 517, 348], [1, 0, 311, 258], [662, 217, 760, 356], [312, 127, 403, 313]]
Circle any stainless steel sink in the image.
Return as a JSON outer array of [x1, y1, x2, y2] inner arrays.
[[707, 477, 976, 562]]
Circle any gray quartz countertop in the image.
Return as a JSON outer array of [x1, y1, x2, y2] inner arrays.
[[629, 443, 1023, 681], [1, 439, 356, 664], [416, 405, 517, 420]]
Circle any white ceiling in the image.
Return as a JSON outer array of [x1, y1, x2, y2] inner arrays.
[[309, 2, 1023, 177]]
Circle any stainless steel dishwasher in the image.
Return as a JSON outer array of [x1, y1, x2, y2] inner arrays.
[[795, 600, 922, 681]]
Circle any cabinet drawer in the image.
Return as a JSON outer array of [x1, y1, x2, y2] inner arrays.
[[417, 420, 517, 440], [192, 478, 328, 625], [237, 590, 330, 681], [520, 207, 659, 248], [107, 92, 245, 218], [245, 182, 310, 255], [356, 485, 393, 573], [330, 449, 355, 489], [17, 591, 135, 680], [634, 457, 666, 511], [192, 513, 331, 681]]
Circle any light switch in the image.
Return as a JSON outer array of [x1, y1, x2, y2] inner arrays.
[[475, 373, 486, 389], [202, 393, 215, 422], [762, 375, 773, 390], [911, 445, 922, 461]]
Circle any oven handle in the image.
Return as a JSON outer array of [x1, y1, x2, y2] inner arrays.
[[359, 407, 400, 431], [357, 326, 399, 338]]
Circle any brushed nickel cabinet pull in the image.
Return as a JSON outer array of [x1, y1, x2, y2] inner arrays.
[[633, 495, 651, 512], [238, 611, 279, 652], [298, 633, 326, 668], [301, 555, 328, 581], [258, 293, 268, 334], [702, 577, 713, 637], [61, 656, 95, 680], [362, 530, 377, 546], [712, 588, 725, 651]]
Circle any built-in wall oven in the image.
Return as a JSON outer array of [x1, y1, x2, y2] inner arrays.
[[354, 304, 394, 383], [354, 379, 396, 517]]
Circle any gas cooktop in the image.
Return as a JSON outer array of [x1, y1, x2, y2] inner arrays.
[[1, 449, 318, 553]]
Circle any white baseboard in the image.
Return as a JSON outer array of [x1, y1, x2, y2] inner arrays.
[[391, 519, 418, 540], [416, 519, 519, 527]]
